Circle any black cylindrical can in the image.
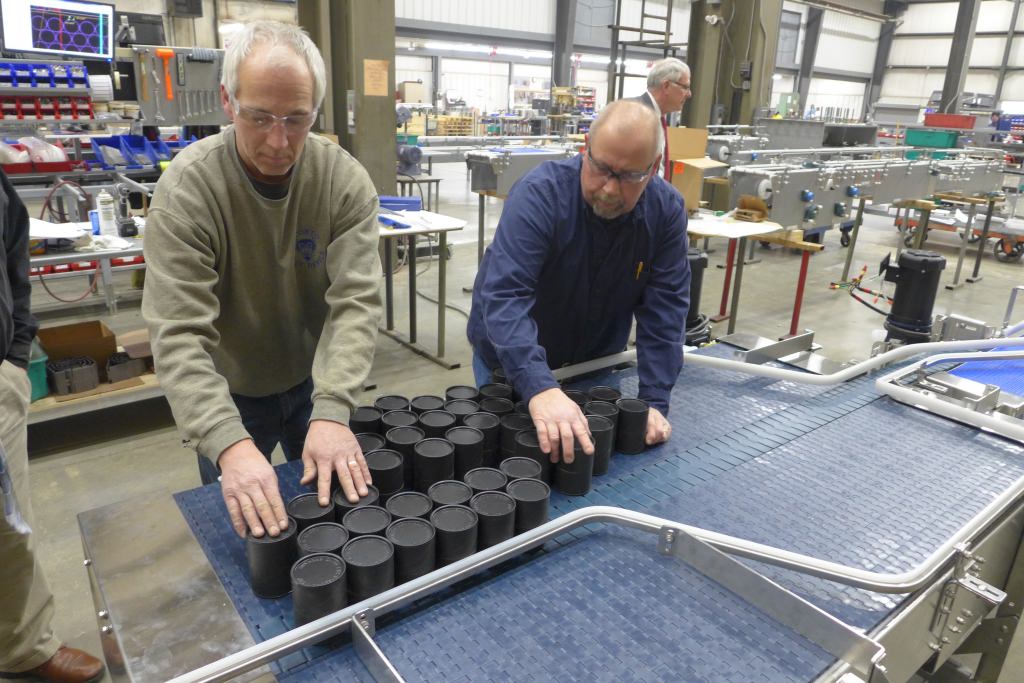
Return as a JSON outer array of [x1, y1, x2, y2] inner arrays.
[[287, 492, 335, 533], [443, 399, 480, 426], [342, 505, 392, 539], [341, 535, 395, 603], [291, 552, 347, 626], [297, 522, 349, 558], [584, 401, 618, 446], [385, 491, 433, 520], [514, 400, 530, 416], [349, 406, 384, 436], [479, 383, 514, 400], [386, 518, 436, 583], [445, 426, 485, 478], [587, 415, 615, 476], [479, 396, 514, 420], [381, 409, 419, 431], [470, 491, 516, 549], [464, 467, 508, 495], [364, 449, 404, 497], [445, 385, 480, 402], [500, 456, 543, 482], [588, 386, 621, 404], [513, 430, 550, 482], [463, 412, 501, 467], [506, 479, 550, 533], [332, 484, 380, 522], [246, 518, 298, 598], [409, 395, 445, 415], [553, 442, 594, 496], [431, 505, 479, 566], [428, 479, 473, 509], [562, 389, 588, 407], [413, 438, 455, 493], [491, 366, 508, 385], [418, 410, 457, 439], [386, 425, 425, 490], [356, 432, 386, 455], [500, 413, 533, 461], [884, 249, 946, 344], [615, 398, 648, 455], [686, 247, 708, 329], [374, 395, 410, 413]]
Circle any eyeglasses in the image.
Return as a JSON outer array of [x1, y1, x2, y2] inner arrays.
[[586, 149, 656, 185], [672, 81, 692, 92], [231, 98, 318, 134]]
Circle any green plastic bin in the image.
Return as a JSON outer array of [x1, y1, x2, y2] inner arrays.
[[28, 338, 48, 402], [905, 128, 959, 148]]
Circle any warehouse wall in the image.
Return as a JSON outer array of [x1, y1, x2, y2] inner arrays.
[[880, 0, 1024, 109], [395, 0, 556, 36]]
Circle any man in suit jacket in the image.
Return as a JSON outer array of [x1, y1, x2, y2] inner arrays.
[[630, 58, 692, 177]]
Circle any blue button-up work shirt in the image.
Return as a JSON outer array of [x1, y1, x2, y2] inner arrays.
[[467, 154, 691, 415]]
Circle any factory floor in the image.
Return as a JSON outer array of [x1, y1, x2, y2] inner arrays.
[[21, 160, 1024, 682]]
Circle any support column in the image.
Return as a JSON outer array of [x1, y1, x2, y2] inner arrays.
[[995, 0, 1022, 106], [939, 0, 981, 114], [553, 0, 578, 88], [796, 7, 823, 118], [685, 0, 782, 128], [866, 15, 897, 119], [297, 0, 334, 133], [310, 0, 396, 196]]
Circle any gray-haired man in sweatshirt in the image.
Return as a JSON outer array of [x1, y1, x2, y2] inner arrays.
[[142, 21, 382, 538]]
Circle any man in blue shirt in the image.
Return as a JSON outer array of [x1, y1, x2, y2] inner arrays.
[[468, 100, 690, 463]]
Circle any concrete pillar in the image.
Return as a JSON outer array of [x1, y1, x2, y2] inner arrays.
[[939, 0, 980, 114], [553, 0, 578, 88], [796, 7, 822, 117]]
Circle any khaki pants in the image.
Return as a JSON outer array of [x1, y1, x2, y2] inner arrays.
[[0, 360, 59, 672]]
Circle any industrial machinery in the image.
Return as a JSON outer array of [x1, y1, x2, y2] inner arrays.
[[727, 151, 1004, 229], [465, 145, 577, 195]]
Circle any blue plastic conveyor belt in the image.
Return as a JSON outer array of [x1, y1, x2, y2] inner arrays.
[[949, 347, 1024, 396], [174, 345, 1024, 681]]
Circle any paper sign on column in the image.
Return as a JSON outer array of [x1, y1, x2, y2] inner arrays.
[[363, 59, 390, 97]]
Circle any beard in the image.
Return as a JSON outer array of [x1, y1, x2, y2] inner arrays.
[[590, 192, 625, 219]]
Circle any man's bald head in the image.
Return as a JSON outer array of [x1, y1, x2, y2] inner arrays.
[[589, 100, 663, 163]]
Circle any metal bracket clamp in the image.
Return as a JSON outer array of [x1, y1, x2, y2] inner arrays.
[[928, 545, 1006, 666], [352, 611, 404, 682], [656, 527, 891, 683]]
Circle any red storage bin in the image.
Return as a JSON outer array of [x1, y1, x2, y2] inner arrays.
[[923, 113, 977, 129]]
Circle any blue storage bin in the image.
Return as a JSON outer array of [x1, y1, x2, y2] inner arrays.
[[380, 195, 422, 211]]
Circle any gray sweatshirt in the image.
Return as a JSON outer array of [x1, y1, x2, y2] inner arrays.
[[142, 128, 383, 459]]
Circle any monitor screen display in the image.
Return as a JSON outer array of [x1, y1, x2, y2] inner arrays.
[[1, 0, 114, 60]]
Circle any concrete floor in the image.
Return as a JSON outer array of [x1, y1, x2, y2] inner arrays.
[[21, 160, 1024, 681]]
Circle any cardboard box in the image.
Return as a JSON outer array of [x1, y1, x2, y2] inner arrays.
[[670, 158, 728, 214], [398, 81, 427, 103], [666, 127, 709, 166], [37, 321, 117, 382]]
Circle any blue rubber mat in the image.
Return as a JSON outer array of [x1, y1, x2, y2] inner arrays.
[[174, 347, 1024, 681]]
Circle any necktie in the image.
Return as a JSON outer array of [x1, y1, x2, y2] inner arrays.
[[661, 116, 670, 178]]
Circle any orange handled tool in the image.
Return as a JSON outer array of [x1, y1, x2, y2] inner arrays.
[[155, 48, 175, 101]]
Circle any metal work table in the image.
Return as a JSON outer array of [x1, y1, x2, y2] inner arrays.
[[79, 343, 1024, 682], [31, 243, 144, 314], [395, 176, 441, 212], [378, 213, 465, 369]]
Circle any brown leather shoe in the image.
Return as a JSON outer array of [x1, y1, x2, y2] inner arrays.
[[26, 646, 104, 683]]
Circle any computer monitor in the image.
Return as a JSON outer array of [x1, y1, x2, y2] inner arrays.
[[1, 0, 114, 60]]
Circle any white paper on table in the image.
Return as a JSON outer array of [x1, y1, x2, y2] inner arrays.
[[396, 210, 467, 231], [28, 218, 91, 240]]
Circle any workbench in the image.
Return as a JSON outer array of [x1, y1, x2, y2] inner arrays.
[[78, 343, 1024, 682]]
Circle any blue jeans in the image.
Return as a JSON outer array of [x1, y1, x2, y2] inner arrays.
[[197, 376, 314, 485], [471, 352, 492, 388]]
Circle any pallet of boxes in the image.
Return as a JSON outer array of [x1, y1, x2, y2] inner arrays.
[[435, 115, 474, 136], [32, 321, 153, 403]]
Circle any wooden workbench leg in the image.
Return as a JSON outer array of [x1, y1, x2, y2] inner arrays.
[[946, 203, 977, 290], [790, 251, 811, 337], [726, 237, 747, 335], [839, 198, 866, 283], [913, 208, 930, 250], [711, 238, 737, 323], [967, 199, 996, 284]]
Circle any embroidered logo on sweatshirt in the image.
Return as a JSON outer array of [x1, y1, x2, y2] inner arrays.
[[296, 228, 326, 269]]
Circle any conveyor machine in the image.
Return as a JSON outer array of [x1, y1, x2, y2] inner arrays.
[[728, 151, 1004, 228], [464, 146, 576, 195], [78, 295, 1024, 683]]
